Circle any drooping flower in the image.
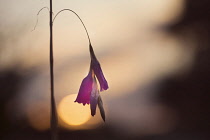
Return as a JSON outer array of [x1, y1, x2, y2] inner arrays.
[[75, 44, 108, 121]]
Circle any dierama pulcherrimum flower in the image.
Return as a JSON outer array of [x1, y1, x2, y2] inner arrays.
[[75, 44, 108, 121]]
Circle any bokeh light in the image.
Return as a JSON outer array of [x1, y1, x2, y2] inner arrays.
[[26, 101, 50, 131]]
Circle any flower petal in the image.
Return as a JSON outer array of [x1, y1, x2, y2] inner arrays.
[[90, 77, 99, 116], [75, 72, 93, 105], [91, 59, 109, 91]]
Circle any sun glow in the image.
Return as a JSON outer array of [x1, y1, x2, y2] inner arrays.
[[58, 94, 91, 126]]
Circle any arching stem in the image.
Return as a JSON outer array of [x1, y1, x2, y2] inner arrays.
[[53, 9, 91, 45], [31, 7, 50, 32]]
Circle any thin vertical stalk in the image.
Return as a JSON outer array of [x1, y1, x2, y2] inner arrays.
[[50, 0, 58, 140]]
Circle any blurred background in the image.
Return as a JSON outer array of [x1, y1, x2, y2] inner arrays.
[[0, 0, 210, 139]]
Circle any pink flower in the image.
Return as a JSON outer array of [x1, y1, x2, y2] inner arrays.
[[75, 44, 108, 121]]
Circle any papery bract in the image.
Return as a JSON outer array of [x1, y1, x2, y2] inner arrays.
[[90, 77, 99, 116], [91, 60, 109, 91]]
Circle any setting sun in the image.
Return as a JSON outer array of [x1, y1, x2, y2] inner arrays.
[[58, 94, 91, 126]]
